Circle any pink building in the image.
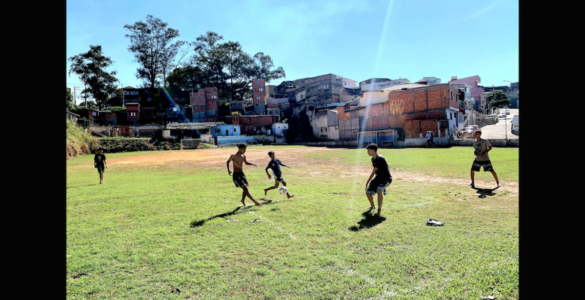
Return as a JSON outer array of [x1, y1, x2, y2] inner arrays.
[[448, 75, 484, 111]]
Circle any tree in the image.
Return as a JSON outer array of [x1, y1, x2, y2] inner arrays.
[[169, 31, 286, 102], [106, 88, 125, 107], [485, 90, 511, 109], [124, 15, 184, 108], [78, 100, 98, 109], [66, 88, 74, 111], [251, 52, 286, 83], [68, 45, 119, 109]]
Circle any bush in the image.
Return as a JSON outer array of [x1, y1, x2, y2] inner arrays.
[[96, 138, 181, 153], [67, 120, 98, 158]]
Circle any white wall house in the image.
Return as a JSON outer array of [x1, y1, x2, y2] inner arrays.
[[271, 123, 289, 137]]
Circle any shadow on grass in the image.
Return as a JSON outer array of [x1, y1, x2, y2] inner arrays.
[[472, 186, 499, 198], [190, 200, 275, 227], [349, 211, 387, 232]]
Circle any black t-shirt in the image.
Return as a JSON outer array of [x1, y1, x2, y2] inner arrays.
[[94, 154, 106, 166], [371, 154, 392, 180], [266, 158, 283, 175]]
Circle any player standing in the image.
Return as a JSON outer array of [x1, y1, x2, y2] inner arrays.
[[470, 130, 500, 188], [365, 143, 392, 217]]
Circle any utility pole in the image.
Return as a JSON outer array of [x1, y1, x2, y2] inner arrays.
[[73, 86, 81, 106], [504, 105, 508, 141], [84, 83, 88, 108]]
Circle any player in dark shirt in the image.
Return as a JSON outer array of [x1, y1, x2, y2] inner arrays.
[[365, 143, 392, 217], [94, 148, 107, 184], [263, 151, 294, 199]]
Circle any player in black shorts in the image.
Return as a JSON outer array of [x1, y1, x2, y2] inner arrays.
[[94, 148, 107, 184], [263, 151, 294, 199], [365, 143, 392, 217], [227, 143, 262, 207]]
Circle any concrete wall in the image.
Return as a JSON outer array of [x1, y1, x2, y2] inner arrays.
[[216, 135, 257, 146], [271, 123, 289, 136], [359, 90, 389, 107], [211, 124, 240, 138]]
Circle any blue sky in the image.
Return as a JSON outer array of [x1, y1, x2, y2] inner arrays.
[[67, 0, 518, 100]]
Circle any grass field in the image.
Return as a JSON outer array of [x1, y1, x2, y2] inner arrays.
[[67, 146, 519, 299]]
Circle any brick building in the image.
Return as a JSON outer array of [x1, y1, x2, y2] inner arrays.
[[225, 114, 279, 135], [190, 87, 219, 122], [338, 84, 459, 142], [126, 103, 140, 126], [252, 79, 266, 114]]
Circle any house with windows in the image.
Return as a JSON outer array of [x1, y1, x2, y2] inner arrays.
[[210, 124, 241, 138], [252, 79, 266, 114], [190, 87, 219, 122], [224, 114, 279, 135], [126, 103, 140, 126]]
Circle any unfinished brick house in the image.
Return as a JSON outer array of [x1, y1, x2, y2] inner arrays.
[[225, 114, 279, 135], [190, 87, 219, 122], [338, 84, 459, 145], [252, 79, 266, 114]]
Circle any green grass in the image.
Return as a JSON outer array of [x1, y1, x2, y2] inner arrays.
[[67, 147, 518, 299], [305, 146, 519, 182]]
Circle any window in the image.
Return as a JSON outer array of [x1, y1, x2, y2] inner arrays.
[[234, 128, 236, 132], [257, 118, 261, 122], [216, 129, 220, 133], [256, 81, 259, 84], [324, 84, 329, 90], [210, 88, 214, 91], [248, 118, 252, 122], [130, 112, 136, 117], [256, 103, 259, 106], [130, 91, 139, 95], [257, 96, 261, 100], [259, 88, 263, 92], [450, 113, 452, 120], [92, 112, 97, 116], [124, 91, 129, 95]]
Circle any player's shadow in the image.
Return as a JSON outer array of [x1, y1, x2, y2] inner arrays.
[[189, 201, 275, 227], [472, 186, 499, 198], [349, 211, 387, 232]]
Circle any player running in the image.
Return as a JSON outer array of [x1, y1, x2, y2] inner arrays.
[[227, 143, 262, 207], [263, 151, 294, 199]]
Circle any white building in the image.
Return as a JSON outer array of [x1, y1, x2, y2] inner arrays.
[[359, 78, 411, 92], [271, 123, 289, 137]]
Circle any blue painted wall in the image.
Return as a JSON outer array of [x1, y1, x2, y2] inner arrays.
[[211, 125, 241, 138], [216, 135, 256, 146]]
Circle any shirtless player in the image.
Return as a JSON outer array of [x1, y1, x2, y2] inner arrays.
[[227, 143, 262, 207]]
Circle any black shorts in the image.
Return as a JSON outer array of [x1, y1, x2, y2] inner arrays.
[[96, 165, 105, 173], [233, 172, 249, 188], [471, 160, 494, 172], [367, 177, 392, 194], [273, 172, 284, 183]]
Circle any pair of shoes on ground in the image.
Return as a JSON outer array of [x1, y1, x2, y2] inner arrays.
[[426, 218, 445, 226]]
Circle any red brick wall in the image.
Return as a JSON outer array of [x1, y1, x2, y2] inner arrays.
[[414, 90, 426, 111], [105, 113, 116, 119], [252, 79, 266, 88], [338, 106, 351, 120], [128, 111, 140, 120], [421, 119, 438, 137], [267, 103, 279, 108], [428, 88, 444, 110], [207, 101, 217, 110]]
